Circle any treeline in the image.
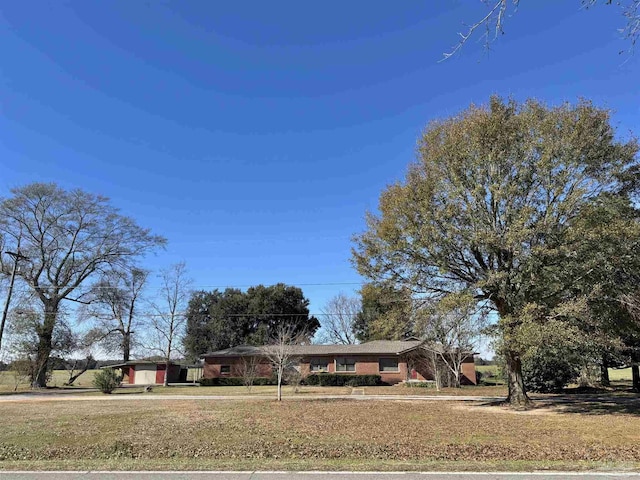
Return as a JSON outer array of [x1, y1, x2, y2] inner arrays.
[[184, 283, 320, 361]]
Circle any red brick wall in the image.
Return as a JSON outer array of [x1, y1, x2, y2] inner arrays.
[[204, 353, 477, 385], [122, 366, 132, 384], [298, 355, 409, 385], [203, 356, 272, 378], [406, 354, 477, 385], [461, 356, 477, 385]]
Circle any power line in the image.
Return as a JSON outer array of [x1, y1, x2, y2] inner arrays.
[[4, 281, 366, 294], [88, 312, 358, 318]]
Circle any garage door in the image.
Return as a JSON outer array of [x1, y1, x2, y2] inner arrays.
[[133, 365, 157, 385]]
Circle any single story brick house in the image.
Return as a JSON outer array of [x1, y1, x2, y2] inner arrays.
[[107, 360, 182, 385], [201, 340, 477, 385]]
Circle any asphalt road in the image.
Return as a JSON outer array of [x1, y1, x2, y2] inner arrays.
[[0, 472, 639, 480]]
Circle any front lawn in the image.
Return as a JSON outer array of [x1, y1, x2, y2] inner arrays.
[[76, 383, 508, 397], [1, 396, 639, 471]]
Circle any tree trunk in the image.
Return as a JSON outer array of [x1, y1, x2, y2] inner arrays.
[[632, 364, 639, 393], [163, 359, 170, 387], [32, 303, 57, 388], [122, 333, 131, 363], [163, 335, 172, 387], [277, 367, 283, 401], [600, 356, 610, 387], [495, 299, 531, 408], [66, 359, 90, 386], [505, 349, 531, 408]]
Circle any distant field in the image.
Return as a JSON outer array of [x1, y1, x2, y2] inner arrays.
[[475, 364, 633, 381], [609, 367, 633, 380], [0, 369, 99, 392]]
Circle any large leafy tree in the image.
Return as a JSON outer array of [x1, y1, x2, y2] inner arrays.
[[353, 97, 638, 407], [0, 183, 165, 387], [561, 194, 640, 384], [352, 283, 414, 342], [184, 288, 250, 360], [184, 283, 320, 360]]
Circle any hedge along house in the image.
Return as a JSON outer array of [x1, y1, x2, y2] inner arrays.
[[107, 360, 182, 385], [202, 340, 477, 385]]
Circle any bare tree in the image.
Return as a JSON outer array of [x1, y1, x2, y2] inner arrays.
[[83, 268, 149, 362], [319, 293, 359, 345], [0, 183, 165, 387], [415, 294, 487, 388], [264, 323, 306, 401], [147, 262, 191, 387], [443, 0, 640, 60], [407, 349, 445, 391], [64, 353, 97, 386], [9, 358, 31, 392], [239, 354, 260, 392]]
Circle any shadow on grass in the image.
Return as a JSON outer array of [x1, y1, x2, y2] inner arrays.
[[476, 381, 639, 415], [549, 397, 640, 415]]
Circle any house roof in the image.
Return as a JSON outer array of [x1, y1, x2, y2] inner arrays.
[[202, 340, 424, 358], [102, 360, 180, 369]]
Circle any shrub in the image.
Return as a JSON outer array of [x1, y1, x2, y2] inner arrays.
[[93, 368, 122, 394], [198, 376, 278, 387], [522, 348, 581, 393], [404, 381, 435, 388], [303, 374, 381, 387]]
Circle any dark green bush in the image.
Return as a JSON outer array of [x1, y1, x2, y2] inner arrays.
[[522, 350, 580, 393], [93, 368, 122, 394], [198, 376, 278, 387], [303, 373, 381, 387]]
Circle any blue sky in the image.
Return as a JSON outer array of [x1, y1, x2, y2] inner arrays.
[[1, 1, 639, 343]]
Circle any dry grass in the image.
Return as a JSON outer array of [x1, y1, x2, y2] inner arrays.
[[475, 365, 633, 381], [1, 397, 640, 471], [82, 384, 507, 397], [0, 369, 99, 393], [609, 367, 633, 381], [364, 384, 507, 396]]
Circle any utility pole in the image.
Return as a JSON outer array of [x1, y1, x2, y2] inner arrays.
[[0, 241, 28, 352]]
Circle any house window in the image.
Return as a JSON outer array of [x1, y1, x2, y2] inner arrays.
[[220, 365, 231, 375], [335, 357, 356, 372], [379, 358, 399, 373], [310, 359, 329, 372]]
